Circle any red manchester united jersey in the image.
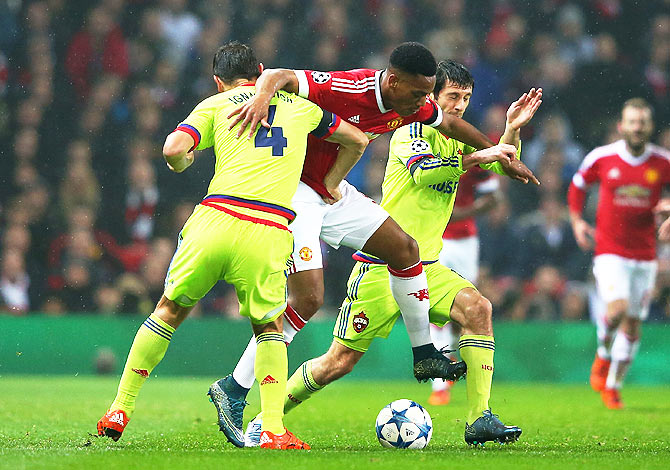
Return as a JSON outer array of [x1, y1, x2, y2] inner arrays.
[[568, 139, 670, 260], [295, 69, 443, 197], [442, 166, 499, 240]]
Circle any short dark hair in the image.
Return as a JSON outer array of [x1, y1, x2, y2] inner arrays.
[[434, 60, 474, 94], [389, 42, 437, 77], [213, 41, 260, 83]]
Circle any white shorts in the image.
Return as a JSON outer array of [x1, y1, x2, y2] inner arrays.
[[439, 236, 479, 283], [592, 254, 657, 320], [289, 181, 389, 273]]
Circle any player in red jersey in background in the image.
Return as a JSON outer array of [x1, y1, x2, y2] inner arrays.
[[429, 166, 501, 406], [208, 42, 538, 447], [568, 98, 670, 409]]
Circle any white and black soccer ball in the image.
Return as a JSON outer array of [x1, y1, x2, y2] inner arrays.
[[375, 399, 433, 449]]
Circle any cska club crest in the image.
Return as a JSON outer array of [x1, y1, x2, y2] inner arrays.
[[352, 311, 369, 333]]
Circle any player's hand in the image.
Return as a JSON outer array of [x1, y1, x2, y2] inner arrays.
[[506, 88, 543, 130], [227, 94, 272, 139], [500, 158, 540, 185], [322, 186, 343, 205], [659, 217, 670, 241], [166, 151, 194, 173], [472, 144, 516, 165], [571, 218, 595, 251]]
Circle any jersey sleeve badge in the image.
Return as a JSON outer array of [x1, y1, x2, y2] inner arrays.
[[311, 71, 331, 84], [410, 139, 430, 154]]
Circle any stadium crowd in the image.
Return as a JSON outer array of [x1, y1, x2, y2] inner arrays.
[[2, 0, 670, 322]]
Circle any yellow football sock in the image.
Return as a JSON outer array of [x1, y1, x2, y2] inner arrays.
[[459, 335, 495, 424], [284, 359, 323, 415], [255, 332, 287, 435], [110, 314, 175, 416]]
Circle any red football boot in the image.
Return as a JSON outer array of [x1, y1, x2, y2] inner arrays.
[[601, 388, 624, 410], [428, 389, 451, 406], [97, 409, 129, 441], [590, 355, 610, 392], [259, 429, 311, 450]]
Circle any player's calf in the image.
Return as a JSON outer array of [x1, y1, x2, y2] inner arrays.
[[97, 409, 129, 442]]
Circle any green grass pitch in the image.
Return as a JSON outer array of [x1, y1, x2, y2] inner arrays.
[[1, 376, 668, 470]]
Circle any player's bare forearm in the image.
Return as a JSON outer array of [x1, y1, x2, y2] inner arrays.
[[323, 122, 369, 199], [163, 131, 196, 173], [500, 124, 521, 149], [501, 88, 542, 150], [438, 114, 494, 150], [255, 69, 299, 101], [228, 69, 300, 138], [462, 144, 516, 171]]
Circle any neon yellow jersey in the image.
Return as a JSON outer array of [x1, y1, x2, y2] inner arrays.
[[175, 85, 339, 214], [357, 122, 517, 262]]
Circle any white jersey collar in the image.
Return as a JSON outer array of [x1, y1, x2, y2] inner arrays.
[[375, 70, 390, 114], [615, 139, 651, 166]]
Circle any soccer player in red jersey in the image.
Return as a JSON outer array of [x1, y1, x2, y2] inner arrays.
[[568, 98, 670, 409], [209, 42, 538, 445], [430, 165, 501, 406]]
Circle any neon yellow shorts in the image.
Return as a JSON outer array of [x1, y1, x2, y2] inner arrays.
[[334, 261, 475, 352], [163, 204, 293, 324]]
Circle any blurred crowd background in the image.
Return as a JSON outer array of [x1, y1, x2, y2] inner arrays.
[[2, 0, 670, 322]]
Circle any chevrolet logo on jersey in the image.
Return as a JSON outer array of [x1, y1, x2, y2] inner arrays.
[[615, 185, 651, 198], [387, 117, 404, 129]]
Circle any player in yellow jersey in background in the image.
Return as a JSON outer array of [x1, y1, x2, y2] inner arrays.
[[242, 61, 541, 447], [96, 41, 369, 450]]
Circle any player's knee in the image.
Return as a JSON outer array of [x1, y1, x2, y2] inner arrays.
[[607, 300, 628, 320], [464, 295, 492, 330], [291, 292, 324, 318], [388, 233, 419, 268], [154, 297, 190, 328], [621, 316, 641, 337]]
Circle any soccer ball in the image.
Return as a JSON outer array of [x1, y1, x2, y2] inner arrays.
[[375, 399, 433, 449]]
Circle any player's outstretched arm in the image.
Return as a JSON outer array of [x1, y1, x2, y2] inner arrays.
[[500, 88, 542, 148], [163, 130, 196, 173], [321, 122, 369, 204], [461, 144, 516, 170], [228, 69, 300, 139], [437, 113, 494, 150], [486, 88, 542, 185]]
